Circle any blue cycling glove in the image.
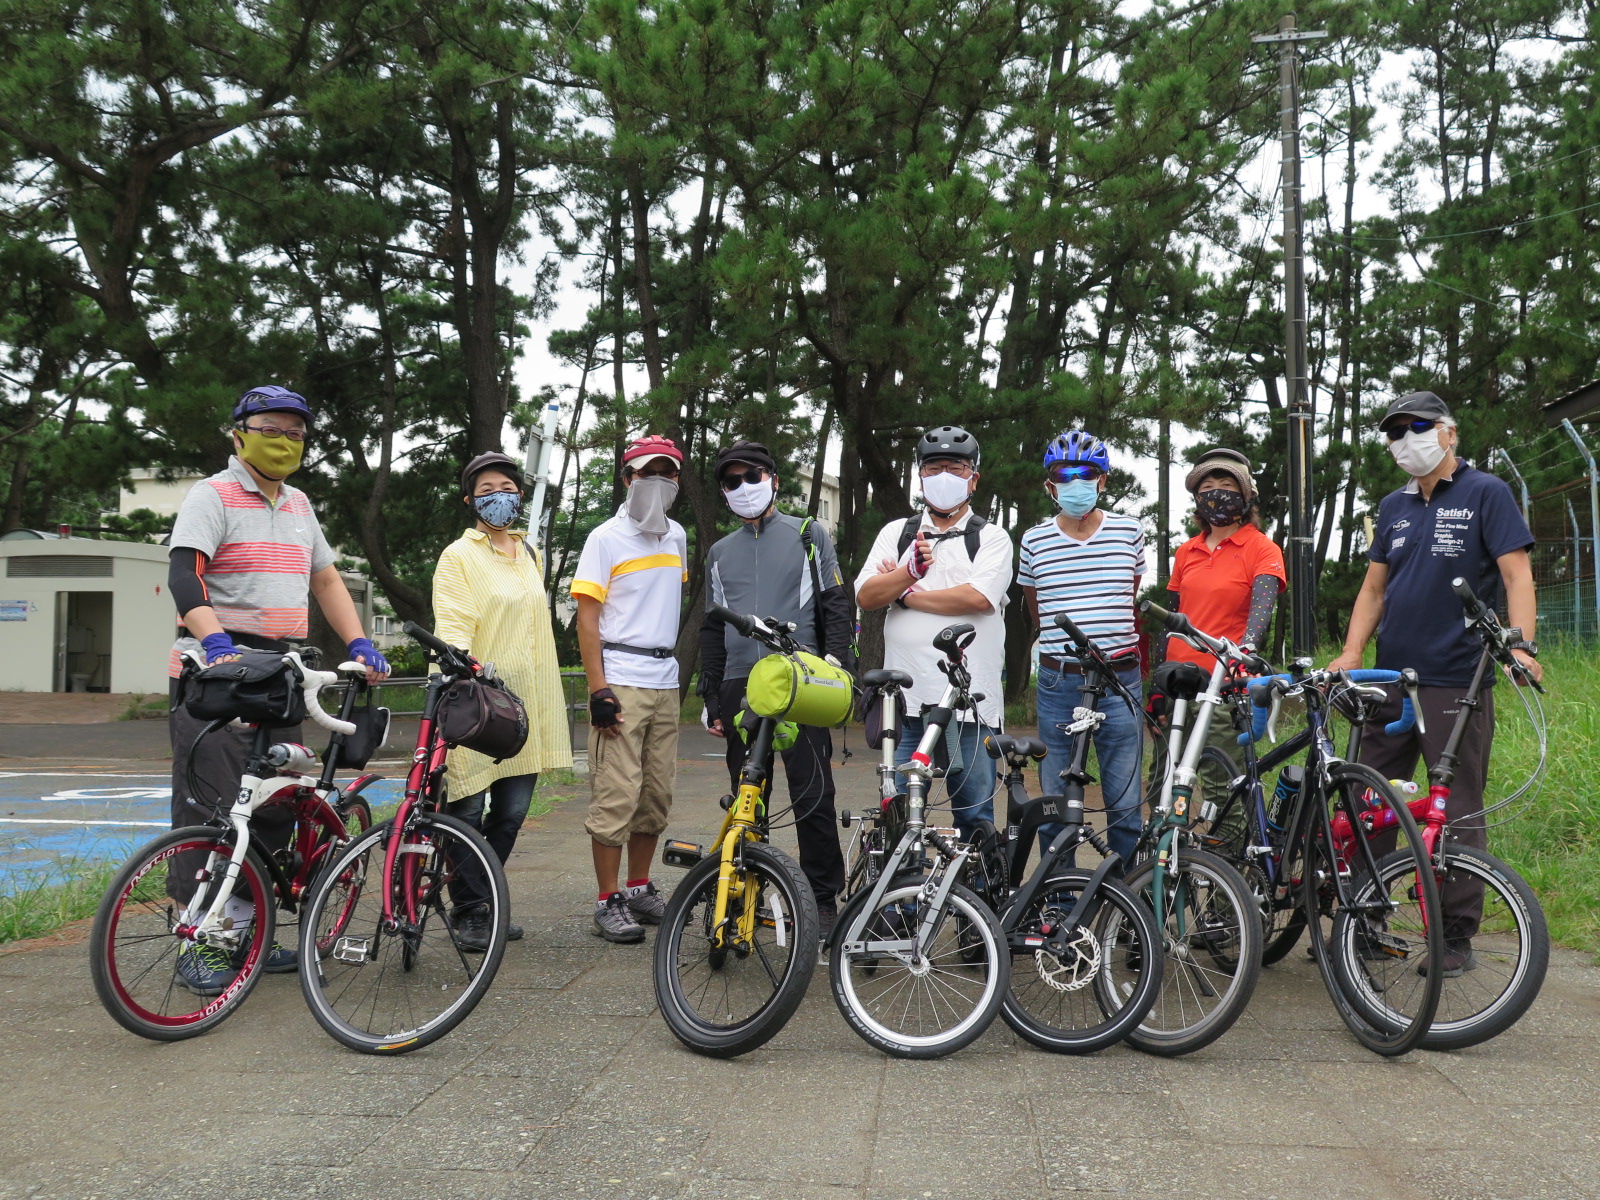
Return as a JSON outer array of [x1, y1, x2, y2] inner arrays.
[[201, 633, 240, 664], [347, 637, 390, 676]]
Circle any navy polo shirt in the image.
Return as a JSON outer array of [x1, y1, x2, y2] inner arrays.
[[1368, 462, 1533, 687]]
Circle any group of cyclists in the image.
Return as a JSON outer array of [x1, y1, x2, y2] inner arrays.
[[166, 381, 1542, 996]]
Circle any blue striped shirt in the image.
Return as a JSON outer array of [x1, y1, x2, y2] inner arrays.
[[1019, 512, 1145, 659]]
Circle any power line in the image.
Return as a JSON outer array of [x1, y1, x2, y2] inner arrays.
[[1349, 198, 1600, 244]]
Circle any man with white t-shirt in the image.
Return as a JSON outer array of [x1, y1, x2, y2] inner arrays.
[[571, 435, 687, 943], [1019, 429, 1145, 865], [855, 425, 1014, 839]]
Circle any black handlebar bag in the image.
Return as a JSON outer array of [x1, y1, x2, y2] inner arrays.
[[335, 691, 393, 770], [436, 675, 529, 762], [184, 651, 307, 726]]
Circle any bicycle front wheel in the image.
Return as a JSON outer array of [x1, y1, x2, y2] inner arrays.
[[90, 827, 273, 1041], [653, 841, 818, 1058], [1122, 845, 1262, 1057], [1305, 763, 1444, 1056], [831, 879, 1008, 1058], [1002, 870, 1162, 1054], [299, 812, 508, 1054], [1334, 844, 1548, 1052]]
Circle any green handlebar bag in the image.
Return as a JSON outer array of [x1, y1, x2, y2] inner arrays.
[[745, 650, 854, 728]]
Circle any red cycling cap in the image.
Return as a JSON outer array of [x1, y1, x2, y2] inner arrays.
[[622, 435, 683, 468]]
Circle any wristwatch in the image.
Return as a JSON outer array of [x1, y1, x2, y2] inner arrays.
[[1508, 639, 1539, 658]]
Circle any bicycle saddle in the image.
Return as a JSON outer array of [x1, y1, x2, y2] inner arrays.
[[984, 734, 1047, 763], [861, 668, 913, 690]]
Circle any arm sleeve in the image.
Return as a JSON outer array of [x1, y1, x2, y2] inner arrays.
[[698, 553, 728, 703], [1251, 531, 1288, 590], [1242, 574, 1279, 648], [1481, 477, 1535, 559], [431, 544, 479, 653], [167, 547, 211, 616], [808, 523, 857, 668]]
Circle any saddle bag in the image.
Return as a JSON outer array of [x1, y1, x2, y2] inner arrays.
[[184, 650, 306, 727], [436, 675, 529, 762]]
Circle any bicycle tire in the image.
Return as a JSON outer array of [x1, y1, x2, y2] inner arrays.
[[1000, 869, 1162, 1054], [90, 827, 274, 1041], [1122, 845, 1263, 1057], [1334, 844, 1548, 1052], [653, 840, 818, 1058], [299, 811, 508, 1054], [1304, 763, 1444, 1056], [831, 878, 1008, 1058], [337, 794, 373, 837]]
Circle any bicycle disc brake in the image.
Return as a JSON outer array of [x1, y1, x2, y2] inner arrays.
[[1031, 912, 1101, 993]]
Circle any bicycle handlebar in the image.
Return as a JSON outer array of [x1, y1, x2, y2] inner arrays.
[[710, 603, 757, 640], [1140, 599, 1229, 659], [1053, 611, 1090, 651], [1240, 668, 1415, 745], [932, 622, 977, 659]]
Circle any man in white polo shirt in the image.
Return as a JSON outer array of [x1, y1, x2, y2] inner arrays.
[[571, 435, 687, 943], [855, 425, 1013, 839]]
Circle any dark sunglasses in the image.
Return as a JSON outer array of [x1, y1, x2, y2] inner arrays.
[[1047, 465, 1103, 483], [1385, 418, 1439, 441], [719, 466, 767, 490]]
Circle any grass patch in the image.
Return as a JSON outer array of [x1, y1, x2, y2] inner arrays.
[[0, 857, 121, 945], [116, 693, 168, 721]]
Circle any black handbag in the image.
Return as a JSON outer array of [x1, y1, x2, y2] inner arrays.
[[334, 691, 392, 770], [436, 675, 529, 761], [185, 650, 306, 726]]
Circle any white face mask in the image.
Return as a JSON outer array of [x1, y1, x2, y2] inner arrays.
[[921, 471, 972, 514], [1390, 428, 1449, 478], [725, 479, 774, 520], [625, 474, 678, 535]]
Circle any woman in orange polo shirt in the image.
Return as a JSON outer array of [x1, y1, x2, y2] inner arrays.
[[1166, 448, 1286, 667]]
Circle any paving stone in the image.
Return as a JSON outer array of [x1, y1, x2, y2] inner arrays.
[[870, 1133, 1044, 1200]]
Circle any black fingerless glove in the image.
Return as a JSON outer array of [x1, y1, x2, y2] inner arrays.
[[589, 687, 621, 728]]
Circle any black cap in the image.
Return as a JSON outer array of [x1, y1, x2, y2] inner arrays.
[[1379, 391, 1452, 432], [714, 440, 778, 477], [460, 452, 524, 497]]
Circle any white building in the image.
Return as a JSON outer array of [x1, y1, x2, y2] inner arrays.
[[118, 468, 205, 519], [793, 465, 842, 536]]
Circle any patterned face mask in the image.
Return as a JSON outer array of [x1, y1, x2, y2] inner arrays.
[[1195, 488, 1247, 526], [473, 491, 523, 529]]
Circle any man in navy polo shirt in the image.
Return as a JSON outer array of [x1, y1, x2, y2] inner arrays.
[[1330, 391, 1543, 976]]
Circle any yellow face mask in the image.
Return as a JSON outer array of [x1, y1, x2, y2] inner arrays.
[[235, 430, 305, 479]]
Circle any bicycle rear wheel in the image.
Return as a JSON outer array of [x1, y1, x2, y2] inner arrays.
[[1334, 845, 1548, 1051], [653, 841, 818, 1057], [1001, 870, 1162, 1054], [1304, 763, 1444, 1056], [1122, 845, 1262, 1057], [90, 828, 273, 1041], [299, 812, 508, 1054], [831, 878, 1008, 1058]]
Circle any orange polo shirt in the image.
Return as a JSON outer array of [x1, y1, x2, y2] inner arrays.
[[1166, 523, 1286, 670]]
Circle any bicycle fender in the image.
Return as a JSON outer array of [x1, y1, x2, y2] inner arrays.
[[340, 771, 384, 799]]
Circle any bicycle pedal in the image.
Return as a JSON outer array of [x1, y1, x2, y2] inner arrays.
[[332, 935, 372, 964], [661, 839, 705, 869]]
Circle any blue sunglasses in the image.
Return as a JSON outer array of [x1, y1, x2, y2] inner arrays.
[[1385, 418, 1439, 441], [1048, 465, 1103, 483]]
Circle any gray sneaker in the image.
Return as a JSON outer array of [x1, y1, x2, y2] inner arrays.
[[594, 892, 645, 943], [627, 882, 666, 925]]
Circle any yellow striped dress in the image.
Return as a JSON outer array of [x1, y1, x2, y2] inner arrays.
[[432, 528, 572, 800]]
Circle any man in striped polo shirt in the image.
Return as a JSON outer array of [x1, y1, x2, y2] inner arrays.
[[165, 386, 389, 995], [1019, 429, 1145, 865]]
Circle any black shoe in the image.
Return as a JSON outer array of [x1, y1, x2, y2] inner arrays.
[[455, 908, 492, 953], [506, 922, 524, 942], [817, 902, 837, 942]]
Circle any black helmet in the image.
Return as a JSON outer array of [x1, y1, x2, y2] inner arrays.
[[916, 425, 980, 465]]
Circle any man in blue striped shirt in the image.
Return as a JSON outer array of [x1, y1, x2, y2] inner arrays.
[[1018, 430, 1145, 865]]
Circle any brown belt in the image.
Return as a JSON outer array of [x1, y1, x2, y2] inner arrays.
[[1038, 651, 1140, 675]]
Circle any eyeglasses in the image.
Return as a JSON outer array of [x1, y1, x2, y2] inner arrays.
[[242, 423, 306, 442], [719, 466, 767, 491], [919, 462, 974, 478], [1385, 419, 1438, 441], [1047, 465, 1102, 483]]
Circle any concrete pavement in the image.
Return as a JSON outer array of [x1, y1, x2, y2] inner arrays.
[[2, 745, 1599, 1199]]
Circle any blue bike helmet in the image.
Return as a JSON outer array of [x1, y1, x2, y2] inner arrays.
[[1043, 429, 1110, 474], [233, 385, 314, 429]]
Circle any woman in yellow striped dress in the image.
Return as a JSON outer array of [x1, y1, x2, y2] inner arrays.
[[433, 452, 573, 947]]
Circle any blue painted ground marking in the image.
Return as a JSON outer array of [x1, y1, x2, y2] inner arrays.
[[0, 770, 406, 894]]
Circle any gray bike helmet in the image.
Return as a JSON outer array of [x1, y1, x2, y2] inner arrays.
[[916, 425, 980, 465]]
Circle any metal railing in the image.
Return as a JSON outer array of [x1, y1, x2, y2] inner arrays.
[[352, 669, 590, 753]]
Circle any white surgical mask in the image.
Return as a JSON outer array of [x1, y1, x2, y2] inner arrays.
[[725, 479, 774, 520], [921, 471, 972, 514], [1390, 428, 1448, 478], [625, 475, 678, 535]]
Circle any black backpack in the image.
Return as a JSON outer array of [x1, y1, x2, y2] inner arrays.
[[895, 513, 988, 563]]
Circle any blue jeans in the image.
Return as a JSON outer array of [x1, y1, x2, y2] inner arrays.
[[1036, 665, 1143, 866], [446, 773, 538, 911], [895, 715, 995, 840]]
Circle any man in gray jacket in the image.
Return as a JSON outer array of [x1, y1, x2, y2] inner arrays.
[[699, 440, 855, 933]]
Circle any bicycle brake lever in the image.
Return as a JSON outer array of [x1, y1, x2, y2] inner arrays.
[[1400, 668, 1425, 736], [1267, 694, 1282, 743]]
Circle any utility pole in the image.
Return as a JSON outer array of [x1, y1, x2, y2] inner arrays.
[[1254, 14, 1326, 658]]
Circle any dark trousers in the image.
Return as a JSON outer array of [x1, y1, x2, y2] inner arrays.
[[1359, 684, 1494, 942], [167, 691, 301, 904], [445, 773, 538, 913], [720, 678, 845, 908]]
